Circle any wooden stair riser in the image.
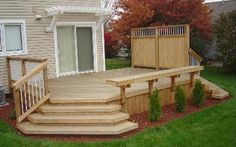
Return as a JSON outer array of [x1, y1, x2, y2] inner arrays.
[[28, 113, 130, 125], [49, 98, 119, 105], [27, 120, 128, 127], [17, 122, 138, 135], [39, 111, 120, 116], [38, 105, 121, 114]]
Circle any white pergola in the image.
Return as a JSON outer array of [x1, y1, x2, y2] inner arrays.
[[45, 0, 115, 32]]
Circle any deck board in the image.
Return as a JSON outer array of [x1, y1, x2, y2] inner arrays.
[[49, 68, 191, 100]]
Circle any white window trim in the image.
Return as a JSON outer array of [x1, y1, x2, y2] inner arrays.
[[54, 22, 98, 78], [0, 19, 27, 56]]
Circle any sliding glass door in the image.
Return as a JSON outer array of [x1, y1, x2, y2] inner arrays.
[[57, 26, 76, 74], [76, 27, 94, 72], [57, 26, 95, 76]]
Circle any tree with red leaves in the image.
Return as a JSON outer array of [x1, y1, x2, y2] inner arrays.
[[110, 0, 212, 52], [104, 31, 118, 58]]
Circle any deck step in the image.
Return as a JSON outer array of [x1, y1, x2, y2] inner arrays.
[[200, 77, 229, 99], [28, 112, 129, 125], [49, 97, 119, 104], [17, 121, 138, 135], [39, 104, 121, 114]]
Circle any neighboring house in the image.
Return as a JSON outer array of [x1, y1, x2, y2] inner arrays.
[[0, 0, 115, 92], [204, 0, 236, 59]]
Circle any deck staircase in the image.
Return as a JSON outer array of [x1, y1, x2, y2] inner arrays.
[[200, 77, 229, 99], [17, 98, 138, 135]]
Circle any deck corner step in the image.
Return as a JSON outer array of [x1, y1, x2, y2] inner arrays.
[[28, 112, 129, 125], [17, 121, 138, 135], [38, 104, 121, 114]]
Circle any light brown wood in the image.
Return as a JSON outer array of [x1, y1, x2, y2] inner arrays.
[[189, 48, 203, 62], [17, 94, 49, 123], [13, 89, 21, 118], [170, 75, 177, 91], [43, 68, 49, 95], [17, 121, 138, 135], [6, 58, 13, 96], [106, 66, 203, 87], [7, 56, 47, 63], [13, 61, 48, 89], [148, 80, 155, 94], [21, 59, 26, 76], [131, 24, 190, 69], [190, 72, 195, 87], [123, 82, 194, 115]]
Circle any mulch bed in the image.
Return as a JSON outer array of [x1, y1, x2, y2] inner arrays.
[[0, 96, 229, 142]]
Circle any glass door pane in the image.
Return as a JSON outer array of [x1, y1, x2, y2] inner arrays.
[[76, 27, 94, 72], [57, 26, 76, 74]]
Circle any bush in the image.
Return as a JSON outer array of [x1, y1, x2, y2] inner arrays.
[[214, 10, 236, 72], [148, 89, 162, 122], [8, 109, 16, 120], [192, 80, 205, 107], [174, 86, 186, 112]]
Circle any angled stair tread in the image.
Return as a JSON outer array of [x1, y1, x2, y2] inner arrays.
[[39, 104, 121, 112], [28, 112, 129, 124], [17, 121, 138, 135], [49, 97, 119, 104], [200, 77, 229, 99]]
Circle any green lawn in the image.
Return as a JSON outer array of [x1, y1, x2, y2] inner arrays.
[[0, 59, 235, 147], [106, 58, 131, 70]]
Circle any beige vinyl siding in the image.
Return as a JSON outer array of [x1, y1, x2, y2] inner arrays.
[[0, 0, 105, 92]]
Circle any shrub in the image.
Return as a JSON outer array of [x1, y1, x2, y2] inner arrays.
[[8, 109, 16, 120], [192, 80, 205, 107], [148, 89, 162, 122], [174, 86, 186, 112], [214, 10, 236, 72]]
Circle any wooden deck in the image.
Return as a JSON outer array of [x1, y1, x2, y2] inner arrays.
[[49, 68, 191, 102], [16, 67, 229, 135]]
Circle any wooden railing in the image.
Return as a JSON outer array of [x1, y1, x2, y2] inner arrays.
[[131, 24, 188, 37], [106, 66, 204, 110], [7, 57, 49, 123], [189, 48, 203, 66]]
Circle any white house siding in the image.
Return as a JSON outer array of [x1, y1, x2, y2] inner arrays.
[[0, 0, 105, 92]]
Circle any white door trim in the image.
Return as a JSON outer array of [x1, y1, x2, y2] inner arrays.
[[54, 22, 98, 77]]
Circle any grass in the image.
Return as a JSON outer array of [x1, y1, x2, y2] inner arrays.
[[0, 59, 235, 147], [106, 58, 131, 70]]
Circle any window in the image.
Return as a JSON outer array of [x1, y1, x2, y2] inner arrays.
[[0, 20, 27, 56]]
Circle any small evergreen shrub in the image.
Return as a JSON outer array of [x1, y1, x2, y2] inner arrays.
[[174, 86, 186, 112], [192, 80, 205, 107], [148, 89, 161, 122], [8, 109, 16, 120]]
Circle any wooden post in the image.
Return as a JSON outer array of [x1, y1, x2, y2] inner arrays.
[[21, 59, 26, 76], [190, 72, 195, 87], [120, 86, 126, 105], [170, 75, 177, 91], [13, 89, 21, 119], [148, 79, 157, 95], [119, 84, 130, 112], [6, 58, 13, 96], [43, 67, 49, 95]]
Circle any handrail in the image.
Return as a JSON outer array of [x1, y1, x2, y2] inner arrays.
[[189, 48, 203, 62], [7, 57, 49, 123], [13, 61, 48, 89], [7, 56, 47, 63]]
